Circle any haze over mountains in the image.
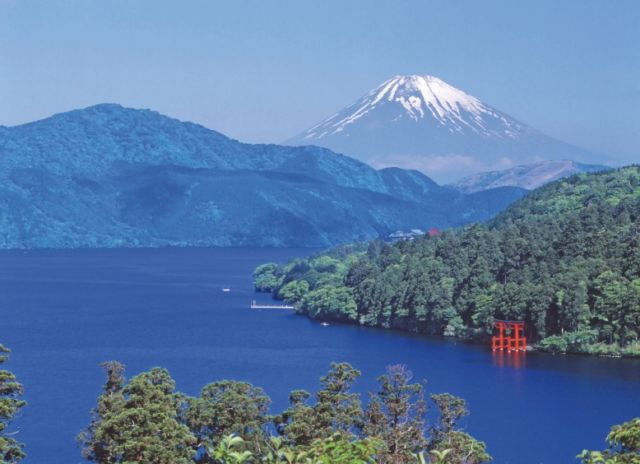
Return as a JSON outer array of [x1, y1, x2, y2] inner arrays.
[[1, 72, 615, 250], [0, 104, 525, 249], [452, 160, 609, 193], [287, 75, 609, 183]]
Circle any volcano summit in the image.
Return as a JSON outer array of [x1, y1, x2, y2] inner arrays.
[[287, 75, 607, 181]]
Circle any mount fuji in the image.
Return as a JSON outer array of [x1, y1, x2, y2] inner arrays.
[[286, 75, 608, 182]]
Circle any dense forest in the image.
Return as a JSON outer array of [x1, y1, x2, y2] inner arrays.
[[255, 167, 640, 357]]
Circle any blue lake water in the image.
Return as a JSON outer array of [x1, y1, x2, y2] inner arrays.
[[1, 247, 639, 464]]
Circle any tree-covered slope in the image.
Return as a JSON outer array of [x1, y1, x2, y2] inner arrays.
[[0, 104, 525, 248], [0, 104, 388, 190], [256, 167, 640, 356]]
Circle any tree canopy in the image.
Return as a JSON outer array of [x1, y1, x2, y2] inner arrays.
[[0, 344, 26, 463], [2, 342, 635, 463], [78, 362, 196, 464], [579, 418, 640, 463], [256, 167, 640, 357], [78, 361, 491, 463]]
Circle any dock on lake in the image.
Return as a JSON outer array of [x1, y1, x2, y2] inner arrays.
[[250, 300, 295, 310]]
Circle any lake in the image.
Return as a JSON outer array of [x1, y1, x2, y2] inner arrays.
[[1, 247, 638, 464]]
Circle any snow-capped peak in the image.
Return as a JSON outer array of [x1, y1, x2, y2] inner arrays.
[[301, 74, 520, 140], [368, 74, 486, 119], [286, 74, 608, 182]]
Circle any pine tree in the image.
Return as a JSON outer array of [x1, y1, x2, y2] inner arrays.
[[579, 418, 640, 463], [429, 393, 491, 464], [0, 344, 26, 463], [185, 380, 271, 460], [363, 365, 427, 463], [79, 363, 196, 464], [276, 363, 362, 446]]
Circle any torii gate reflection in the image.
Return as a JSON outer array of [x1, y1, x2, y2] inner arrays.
[[492, 350, 526, 368]]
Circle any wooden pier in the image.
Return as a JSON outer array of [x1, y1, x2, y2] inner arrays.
[[250, 300, 295, 310]]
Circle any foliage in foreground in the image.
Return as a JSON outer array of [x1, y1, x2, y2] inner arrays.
[[1, 342, 638, 463], [579, 418, 640, 463], [79, 361, 491, 463], [255, 167, 640, 357], [78, 362, 195, 463], [0, 344, 26, 463]]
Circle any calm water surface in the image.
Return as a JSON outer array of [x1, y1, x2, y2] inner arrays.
[[1, 248, 639, 464]]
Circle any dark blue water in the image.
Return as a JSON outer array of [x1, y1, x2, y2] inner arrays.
[[1, 248, 639, 464]]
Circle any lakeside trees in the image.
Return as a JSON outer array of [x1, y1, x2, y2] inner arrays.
[[186, 380, 272, 459], [78, 362, 196, 463], [579, 418, 640, 463], [1, 341, 638, 463], [255, 167, 640, 357], [363, 365, 427, 463], [78, 362, 491, 464], [0, 344, 26, 463]]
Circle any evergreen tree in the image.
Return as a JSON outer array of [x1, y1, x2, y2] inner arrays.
[[0, 344, 26, 463], [185, 380, 271, 460], [429, 393, 491, 464], [579, 418, 640, 463], [363, 365, 427, 463], [79, 364, 196, 464], [276, 363, 362, 446], [78, 361, 126, 463]]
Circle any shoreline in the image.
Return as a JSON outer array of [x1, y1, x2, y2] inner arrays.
[[259, 290, 640, 360]]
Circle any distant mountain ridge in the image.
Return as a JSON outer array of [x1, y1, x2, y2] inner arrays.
[[5, 104, 383, 190], [286, 75, 608, 181], [451, 160, 610, 193], [0, 104, 526, 248]]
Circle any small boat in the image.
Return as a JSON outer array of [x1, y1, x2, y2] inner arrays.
[[321, 322, 329, 327], [222, 288, 231, 292]]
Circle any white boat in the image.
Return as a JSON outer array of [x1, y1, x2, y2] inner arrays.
[[321, 322, 329, 327], [222, 288, 231, 292]]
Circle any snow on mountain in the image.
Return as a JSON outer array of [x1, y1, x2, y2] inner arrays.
[[451, 160, 610, 193], [286, 75, 608, 182], [301, 75, 522, 140]]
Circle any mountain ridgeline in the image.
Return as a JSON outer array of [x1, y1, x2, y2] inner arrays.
[[0, 104, 525, 249], [255, 167, 640, 357], [450, 159, 609, 193]]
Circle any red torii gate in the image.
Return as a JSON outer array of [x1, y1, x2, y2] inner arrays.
[[491, 320, 526, 352]]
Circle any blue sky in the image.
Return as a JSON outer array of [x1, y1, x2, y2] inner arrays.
[[1, 0, 638, 162]]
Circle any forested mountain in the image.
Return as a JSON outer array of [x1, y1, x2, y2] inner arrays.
[[0, 104, 524, 248], [255, 167, 640, 356]]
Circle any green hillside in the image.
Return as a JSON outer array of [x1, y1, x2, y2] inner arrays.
[[0, 104, 525, 248], [255, 166, 640, 357]]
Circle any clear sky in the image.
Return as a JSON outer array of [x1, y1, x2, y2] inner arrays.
[[1, 0, 638, 162]]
